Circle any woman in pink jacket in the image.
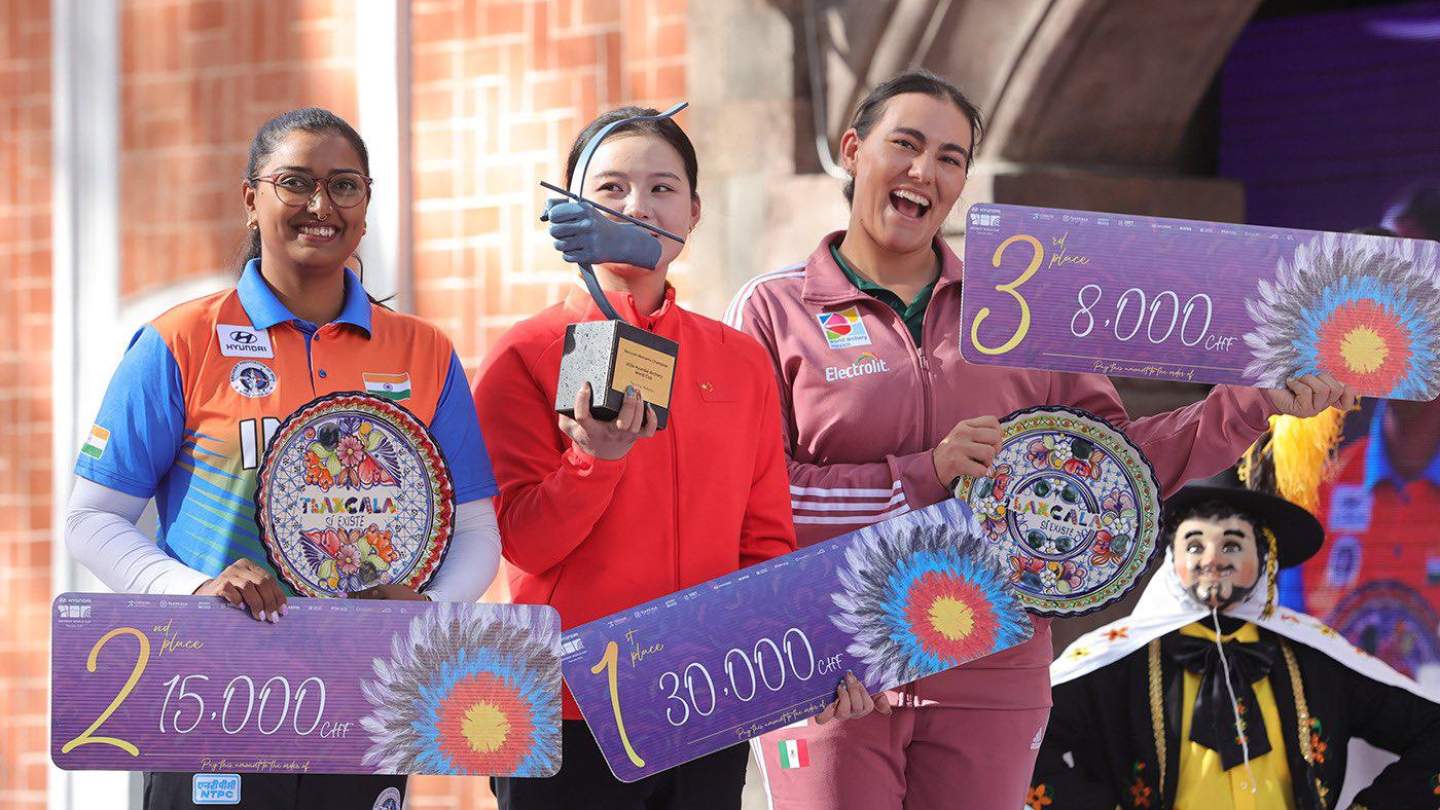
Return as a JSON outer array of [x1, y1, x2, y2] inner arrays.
[[724, 70, 1356, 810]]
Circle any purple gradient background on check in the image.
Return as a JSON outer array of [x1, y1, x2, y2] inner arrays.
[[960, 203, 1433, 396], [50, 595, 556, 775], [561, 500, 1032, 783]]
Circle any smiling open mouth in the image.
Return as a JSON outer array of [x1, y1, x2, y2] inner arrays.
[[890, 188, 932, 219], [297, 224, 339, 239]]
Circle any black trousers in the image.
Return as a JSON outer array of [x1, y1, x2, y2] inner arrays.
[[143, 772, 406, 810], [492, 720, 749, 810]]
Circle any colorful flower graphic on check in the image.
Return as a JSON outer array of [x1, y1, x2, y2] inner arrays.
[[830, 521, 1031, 689], [361, 603, 562, 777], [1243, 232, 1440, 399]]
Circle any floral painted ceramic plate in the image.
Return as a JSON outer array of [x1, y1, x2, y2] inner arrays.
[[954, 406, 1160, 617], [256, 393, 454, 597]]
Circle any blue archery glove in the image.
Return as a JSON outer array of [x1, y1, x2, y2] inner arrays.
[[541, 198, 662, 270]]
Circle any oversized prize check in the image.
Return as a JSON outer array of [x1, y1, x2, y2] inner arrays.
[[51, 594, 561, 776], [962, 203, 1440, 400], [561, 500, 1034, 782]]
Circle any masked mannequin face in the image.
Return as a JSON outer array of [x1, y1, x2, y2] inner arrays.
[[1172, 515, 1262, 610]]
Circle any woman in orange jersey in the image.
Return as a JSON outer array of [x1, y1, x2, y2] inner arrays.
[[66, 108, 503, 809]]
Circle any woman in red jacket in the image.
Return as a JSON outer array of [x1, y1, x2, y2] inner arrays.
[[475, 108, 843, 809], [726, 70, 1356, 810]]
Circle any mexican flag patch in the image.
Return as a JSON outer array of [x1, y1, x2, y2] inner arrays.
[[778, 738, 810, 769]]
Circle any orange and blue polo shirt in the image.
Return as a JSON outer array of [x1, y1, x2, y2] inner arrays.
[[75, 260, 497, 585]]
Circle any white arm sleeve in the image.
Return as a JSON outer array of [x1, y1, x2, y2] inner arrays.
[[65, 477, 213, 595], [422, 497, 501, 603]]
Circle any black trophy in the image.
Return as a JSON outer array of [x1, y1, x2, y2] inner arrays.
[[544, 103, 688, 430]]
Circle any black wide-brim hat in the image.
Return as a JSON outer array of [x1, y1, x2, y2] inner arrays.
[[1162, 485, 1324, 569]]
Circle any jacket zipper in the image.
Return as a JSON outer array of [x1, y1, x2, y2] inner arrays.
[[670, 397, 681, 589], [843, 295, 934, 450], [918, 289, 939, 444]]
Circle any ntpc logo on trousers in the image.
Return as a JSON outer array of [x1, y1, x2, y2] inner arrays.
[[193, 774, 241, 805]]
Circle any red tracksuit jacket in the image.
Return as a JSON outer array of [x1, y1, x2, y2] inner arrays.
[[474, 284, 797, 719]]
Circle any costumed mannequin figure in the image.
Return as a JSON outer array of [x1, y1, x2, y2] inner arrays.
[[1030, 483, 1440, 809]]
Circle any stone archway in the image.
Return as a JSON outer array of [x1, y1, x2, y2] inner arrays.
[[687, 0, 1263, 318]]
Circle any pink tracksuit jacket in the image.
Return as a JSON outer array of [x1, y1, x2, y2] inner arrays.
[[724, 231, 1278, 710]]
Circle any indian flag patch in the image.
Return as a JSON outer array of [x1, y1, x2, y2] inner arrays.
[[777, 738, 810, 769], [80, 425, 110, 460], [363, 372, 411, 402]]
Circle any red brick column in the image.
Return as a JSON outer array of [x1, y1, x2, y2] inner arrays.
[[0, 0, 53, 806], [119, 0, 358, 300]]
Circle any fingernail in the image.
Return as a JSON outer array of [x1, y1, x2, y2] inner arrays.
[[626, 385, 637, 398], [269, 612, 279, 624], [257, 610, 267, 622], [280, 604, 288, 616]]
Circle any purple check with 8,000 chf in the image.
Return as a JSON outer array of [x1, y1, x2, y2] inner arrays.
[[962, 203, 1440, 400], [51, 595, 561, 776], [561, 500, 1034, 782]]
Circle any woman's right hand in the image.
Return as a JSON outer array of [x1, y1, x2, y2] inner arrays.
[[931, 415, 1003, 488], [559, 382, 657, 460], [193, 559, 287, 623]]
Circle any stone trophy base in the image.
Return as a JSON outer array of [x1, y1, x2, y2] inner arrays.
[[555, 319, 678, 430]]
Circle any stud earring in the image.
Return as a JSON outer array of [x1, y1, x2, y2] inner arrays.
[[247, 219, 259, 230]]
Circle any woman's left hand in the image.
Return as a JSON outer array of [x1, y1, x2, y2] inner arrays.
[[814, 672, 893, 725], [348, 584, 428, 601], [1264, 372, 1360, 417]]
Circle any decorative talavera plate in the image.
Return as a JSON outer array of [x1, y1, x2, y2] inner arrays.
[[953, 406, 1161, 617], [256, 393, 454, 597]]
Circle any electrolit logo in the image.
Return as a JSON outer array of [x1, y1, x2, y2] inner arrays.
[[824, 352, 891, 382], [193, 774, 241, 805]]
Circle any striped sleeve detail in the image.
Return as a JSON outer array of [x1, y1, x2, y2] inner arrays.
[[789, 481, 911, 525], [722, 264, 806, 328]]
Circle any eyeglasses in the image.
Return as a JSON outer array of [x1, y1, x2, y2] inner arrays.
[[248, 171, 373, 209]]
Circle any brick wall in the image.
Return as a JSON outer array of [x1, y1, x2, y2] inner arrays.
[[409, 0, 688, 373], [406, 2, 686, 805], [119, 0, 358, 300], [0, 1, 53, 806], [0, 1, 688, 805]]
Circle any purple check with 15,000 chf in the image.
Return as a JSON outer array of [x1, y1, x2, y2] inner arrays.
[[51, 595, 560, 776]]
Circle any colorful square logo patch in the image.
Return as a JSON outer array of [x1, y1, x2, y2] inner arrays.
[[817, 306, 871, 349]]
